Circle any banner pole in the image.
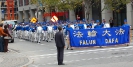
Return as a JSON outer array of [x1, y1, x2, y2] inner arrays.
[[131, 26, 132, 43], [128, 26, 131, 46]]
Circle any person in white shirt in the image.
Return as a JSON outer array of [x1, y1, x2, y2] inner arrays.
[[46, 25, 53, 42], [70, 24, 75, 29], [103, 21, 110, 28], [36, 24, 43, 43], [90, 20, 97, 29]]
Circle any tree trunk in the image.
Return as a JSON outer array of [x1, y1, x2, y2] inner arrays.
[[69, 10, 76, 21]]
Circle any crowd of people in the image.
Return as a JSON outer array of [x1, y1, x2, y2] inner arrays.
[[12, 18, 130, 49], [0, 18, 130, 52]]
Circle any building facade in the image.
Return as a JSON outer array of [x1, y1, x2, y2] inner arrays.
[[17, 0, 133, 29], [0, 0, 18, 22], [17, 0, 43, 23]]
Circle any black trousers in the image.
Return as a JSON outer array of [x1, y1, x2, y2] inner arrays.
[[110, 23, 114, 27], [0, 37, 4, 52], [57, 47, 64, 64]]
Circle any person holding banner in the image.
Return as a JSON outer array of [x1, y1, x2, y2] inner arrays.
[[78, 21, 84, 29], [103, 20, 110, 28], [90, 20, 97, 29], [66, 24, 73, 50], [94, 20, 102, 28], [55, 26, 65, 65], [74, 22, 79, 30], [101, 19, 105, 28], [122, 19, 130, 27], [86, 25, 91, 29]]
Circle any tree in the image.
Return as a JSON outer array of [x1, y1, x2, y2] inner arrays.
[[31, 0, 60, 12], [57, 0, 83, 11], [104, 0, 131, 12], [83, 0, 101, 22], [31, 0, 83, 21], [57, 0, 83, 21]]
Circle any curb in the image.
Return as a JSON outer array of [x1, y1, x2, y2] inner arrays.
[[20, 57, 34, 67]]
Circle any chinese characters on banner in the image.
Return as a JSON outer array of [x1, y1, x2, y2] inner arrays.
[[69, 26, 130, 47]]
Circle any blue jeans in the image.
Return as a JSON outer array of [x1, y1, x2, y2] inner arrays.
[[0, 37, 4, 52]]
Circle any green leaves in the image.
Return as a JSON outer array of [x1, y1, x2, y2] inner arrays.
[[30, 0, 83, 11], [57, 0, 83, 10], [104, 0, 130, 12]]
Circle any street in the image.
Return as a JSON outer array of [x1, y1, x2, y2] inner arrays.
[[0, 38, 133, 67]]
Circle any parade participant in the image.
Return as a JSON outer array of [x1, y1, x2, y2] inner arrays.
[[86, 25, 91, 29], [83, 23, 87, 29], [46, 24, 53, 42], [66, 24, 73, 50], [31, 25, 36, 42], [78, 21, 84, 29], [3, 25, 12, 52], [42, 24, 47, 41], [94, 20, 102, 28], [52, 24, 57, 39], [70, 23, 75, 29], [28, 25, 34, 41], [62, 23, 67, 38], [0, 23, 7, 52], [103, 20, 110, 28], [74, 22, 79, 30], [101, 19, 105, 28], [36, 24, 43, 43], [25, 24, 30, 40], [122, 19, 130, 27], [90, 20, 97, 29], [55, 26, 65, 65]]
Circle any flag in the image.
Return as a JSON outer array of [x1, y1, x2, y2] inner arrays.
[[51, 16, 58, 22], [31, 17, 37, 23]]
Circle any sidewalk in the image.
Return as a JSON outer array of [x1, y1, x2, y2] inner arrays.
[[0, 49, 33, 67]]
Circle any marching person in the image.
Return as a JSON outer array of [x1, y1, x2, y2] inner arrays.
[[55, 26, 65, 65], [42, 24, 47, 41], [0, 23, 7, 52], [46, 25, 53, 42], [3, 25, 12, 52], [36, 24, 43, 43]]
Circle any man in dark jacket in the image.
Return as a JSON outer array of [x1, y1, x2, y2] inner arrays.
[[55, 26, 65, 65]]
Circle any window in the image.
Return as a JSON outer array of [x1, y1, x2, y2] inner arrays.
[[19, 0, 23, 6], [24, 0, 29, 5]]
